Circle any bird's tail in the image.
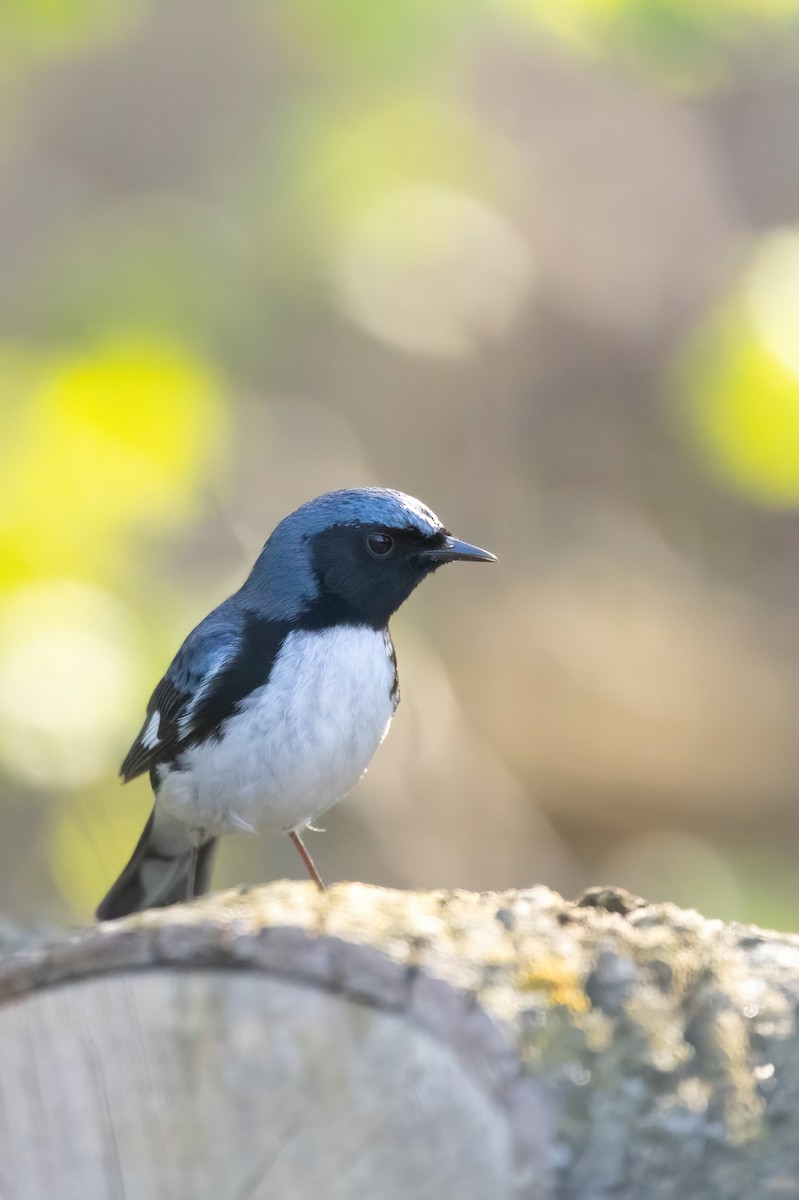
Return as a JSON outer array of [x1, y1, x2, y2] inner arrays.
[[96, 808, 218, 921]]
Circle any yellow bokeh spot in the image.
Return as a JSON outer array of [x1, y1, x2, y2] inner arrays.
[[680, 227, 799, 506], [683, 321, 799, 507], [497, 0, 626, 53], [0, 337, 226, 583]]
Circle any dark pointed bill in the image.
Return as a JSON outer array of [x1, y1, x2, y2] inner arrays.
[[420, 535, 497, 565]]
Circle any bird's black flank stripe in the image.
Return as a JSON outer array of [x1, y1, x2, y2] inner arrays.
[[185, 613, 290, 750]]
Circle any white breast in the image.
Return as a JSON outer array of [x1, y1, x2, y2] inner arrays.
[[157, 626, 397, 836]]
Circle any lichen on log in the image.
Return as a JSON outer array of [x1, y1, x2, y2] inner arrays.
[[2, 882, 799, 1199]]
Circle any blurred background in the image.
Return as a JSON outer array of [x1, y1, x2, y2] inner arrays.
[[3, 0, 799, 928]]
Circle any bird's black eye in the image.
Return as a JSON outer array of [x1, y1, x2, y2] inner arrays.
[[366, 532, 395, 558]]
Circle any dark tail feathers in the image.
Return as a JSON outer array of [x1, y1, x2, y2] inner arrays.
[[96, 809, 218, 921]]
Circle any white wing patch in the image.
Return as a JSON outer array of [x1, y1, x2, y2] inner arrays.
[[141, 710, 161, 749]]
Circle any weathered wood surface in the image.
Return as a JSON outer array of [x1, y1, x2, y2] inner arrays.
[[2, 882, 799, 1199]]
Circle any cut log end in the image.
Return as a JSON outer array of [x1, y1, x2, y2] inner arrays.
[[1, 970, 520, 1200]]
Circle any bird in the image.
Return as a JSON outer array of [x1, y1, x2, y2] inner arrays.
[[96, 487, 496, 920]]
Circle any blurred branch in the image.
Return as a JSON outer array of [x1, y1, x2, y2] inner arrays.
[[2, 882, 799, 1199]]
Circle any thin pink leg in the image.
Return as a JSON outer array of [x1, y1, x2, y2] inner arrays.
[[289, 830, 326, 892]]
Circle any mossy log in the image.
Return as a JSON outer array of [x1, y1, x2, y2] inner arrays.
[[1, 882, 799, 1199]]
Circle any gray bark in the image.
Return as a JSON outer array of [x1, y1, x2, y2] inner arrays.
[[1, 882, 798, 1199]]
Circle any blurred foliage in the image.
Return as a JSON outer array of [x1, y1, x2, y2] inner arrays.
[[497, 0, 799, 88], [18, 205, 244, 349], [268, 0, 481, 76], [0, 0, 148, 87], [2, 0, 799, 931], [295, 98, 495, 232], [251, 95, 508, 301], [0, 334, 225, 910]]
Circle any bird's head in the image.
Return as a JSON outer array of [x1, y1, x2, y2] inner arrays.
[[242, 488, 496, 628]]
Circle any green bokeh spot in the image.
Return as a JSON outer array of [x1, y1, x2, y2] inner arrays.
[[269, 0, 481, 74], [1, 0, 147, 58]]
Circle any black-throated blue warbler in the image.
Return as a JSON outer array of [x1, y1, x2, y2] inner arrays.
[[97, 488, 495, 919]]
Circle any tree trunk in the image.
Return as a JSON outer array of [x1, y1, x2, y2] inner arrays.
[[1, 882, 798, 1199]]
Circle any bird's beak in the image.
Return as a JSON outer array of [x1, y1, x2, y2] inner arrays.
[[420, 535, 497, 565]]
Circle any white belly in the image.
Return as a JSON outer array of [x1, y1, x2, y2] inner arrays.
[[156, 625, 396, 836]]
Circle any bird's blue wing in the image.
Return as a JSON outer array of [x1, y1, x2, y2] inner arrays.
[[120, 605, 245, 783], [120, 605, 292, 784]]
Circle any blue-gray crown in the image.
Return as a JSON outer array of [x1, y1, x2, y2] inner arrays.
[[279, 488, 442, 539]]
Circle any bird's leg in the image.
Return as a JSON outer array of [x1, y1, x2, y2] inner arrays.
[[289, 830, 326, 892], [186, 846, 198, 901], [186, 828, 206, 901]]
